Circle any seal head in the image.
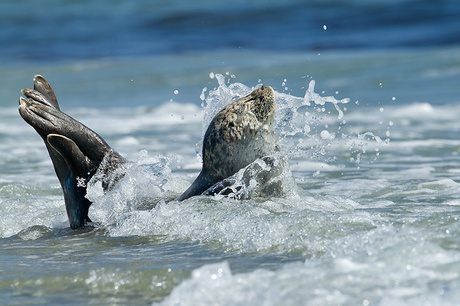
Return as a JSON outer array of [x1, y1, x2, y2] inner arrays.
[[178, 85, 277, 201]]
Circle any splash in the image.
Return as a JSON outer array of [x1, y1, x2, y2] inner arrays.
[[85, 74, 390, 245], [203, 156, 298, 200], [87, 151, 187, 226], [201, 74, 389, 168], [195, 73, 254, 157]]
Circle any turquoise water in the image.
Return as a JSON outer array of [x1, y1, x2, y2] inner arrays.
[[1, 0, 460, 305]]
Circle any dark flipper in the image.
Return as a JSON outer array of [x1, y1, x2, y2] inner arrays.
[[19, 75, 126, 229], [47, 134, 93, 228]]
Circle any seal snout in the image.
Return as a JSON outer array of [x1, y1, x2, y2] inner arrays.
[[254, 85, 275, 101], [251, 85, 275, 122]]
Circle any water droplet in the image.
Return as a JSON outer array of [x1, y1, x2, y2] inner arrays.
[[200, 87, 207, 101]]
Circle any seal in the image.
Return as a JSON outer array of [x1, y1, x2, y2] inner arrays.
[[177, 85, 277, 200], [19, 75, 278, 228], [19, 75, 126, 229]]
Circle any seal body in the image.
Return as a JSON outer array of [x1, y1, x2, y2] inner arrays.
[[178, 85, 277, 201]]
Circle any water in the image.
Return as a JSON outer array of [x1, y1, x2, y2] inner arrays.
[[1, 0, 460, 304]]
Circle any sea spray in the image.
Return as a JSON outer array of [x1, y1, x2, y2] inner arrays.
[[86, 75, 392, 236], [85, 76, 388, 255], [87, 152, 187, 227], [201, 74, 390, 169]]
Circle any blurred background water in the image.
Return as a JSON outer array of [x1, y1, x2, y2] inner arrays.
[[1, 0, 460, 304]]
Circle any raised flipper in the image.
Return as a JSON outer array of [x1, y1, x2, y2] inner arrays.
[[202, 155, 293, 200], [19, 75, 126, 229]]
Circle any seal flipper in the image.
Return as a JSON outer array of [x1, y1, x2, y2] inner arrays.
[[33, 74, 60, 110], [46, 134, 92, 229], [19, 75, 127, 229]]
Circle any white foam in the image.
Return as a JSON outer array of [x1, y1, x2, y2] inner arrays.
[[93, 187, 364, 255], [0, 192, 66, 238], [156, 222, 460, 305]]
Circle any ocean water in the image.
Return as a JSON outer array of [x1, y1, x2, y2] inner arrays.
[[1, 0, 460, 305]]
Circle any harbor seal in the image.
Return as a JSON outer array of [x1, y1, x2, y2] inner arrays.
[[19, 75, 278, 228]]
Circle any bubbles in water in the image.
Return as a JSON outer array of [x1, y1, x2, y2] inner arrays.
[[320, 130, 331, 140]]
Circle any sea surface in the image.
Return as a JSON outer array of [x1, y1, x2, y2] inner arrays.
[[1, 0, 460, 305]]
